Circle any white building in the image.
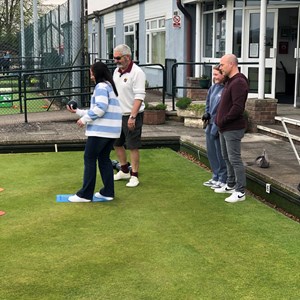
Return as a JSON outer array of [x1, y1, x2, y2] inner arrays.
[[87, 0, 300, 109]]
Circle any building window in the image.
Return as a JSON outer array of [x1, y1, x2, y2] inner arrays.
[[124, 23, 139, 61], [146, 18, 165, 65], [216, 0, 226, 9], [248, 67, 272, 94], [215, 11, 226, 58], [234, 0, 243, 7], [106, 27, 115, 60], [245, 0, 261, 6], [204, 13, 213, 57], [203, 6, 226, 58], [233, 9, 242, 57], [89, 33, 98, 63]]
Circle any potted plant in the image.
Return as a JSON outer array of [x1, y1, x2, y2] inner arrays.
[[143, 102, 167, 125], [199, 75, 210, 89], [176, 97, 206, 128], [175, 97, 192, 110]]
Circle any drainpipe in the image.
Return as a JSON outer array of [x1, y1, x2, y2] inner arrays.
[[177, 0, 192, 77]]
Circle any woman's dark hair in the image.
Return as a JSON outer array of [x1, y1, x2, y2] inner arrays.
[[91, 62, 118, 96]]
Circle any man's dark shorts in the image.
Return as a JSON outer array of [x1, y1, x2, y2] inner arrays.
[[114, 112, 144, 149]]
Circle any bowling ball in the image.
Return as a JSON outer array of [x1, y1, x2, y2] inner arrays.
[[67, 100, 78, 110]]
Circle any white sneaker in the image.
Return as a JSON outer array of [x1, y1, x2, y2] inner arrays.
[[126, 176, 139, 187], [94, 192, 113, 201], [203, 179, 217, 187], [225, 192, 246, 203], [114, 170, 131, 181], [214, 184, 235, 194], [211, 182, 225, 190], [68, 195, 91, 202]]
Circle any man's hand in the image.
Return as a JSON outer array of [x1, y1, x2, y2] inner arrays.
[[128, 118, 136, 131]]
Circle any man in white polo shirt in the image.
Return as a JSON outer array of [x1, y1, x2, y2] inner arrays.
[[113, 44, 146, 187]]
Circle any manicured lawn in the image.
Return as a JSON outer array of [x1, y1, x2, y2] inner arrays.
[[0, 149, 299, 299]]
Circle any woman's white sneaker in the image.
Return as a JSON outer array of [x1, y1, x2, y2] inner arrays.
[[68, 195, 91, 202], [211, 182, 225, 189], [94, 192, 113, 201], [203, 179, 217, 187]]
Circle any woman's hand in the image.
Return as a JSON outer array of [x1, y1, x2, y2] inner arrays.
[[66, 104, 77, 113], [77, 119, 85, 127]]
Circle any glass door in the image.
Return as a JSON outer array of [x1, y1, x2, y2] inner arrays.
[[295, 7, 300, 108], [243, 9, 278, 98]]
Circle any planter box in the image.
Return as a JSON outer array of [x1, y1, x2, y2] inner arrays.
[[177, 108, 205, 128], [143, 110, 166, 125]]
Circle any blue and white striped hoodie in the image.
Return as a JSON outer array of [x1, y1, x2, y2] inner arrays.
[[76, 82, 122, 138]]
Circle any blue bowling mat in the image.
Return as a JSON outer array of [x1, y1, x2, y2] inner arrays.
[[56, 194, 111, 203]]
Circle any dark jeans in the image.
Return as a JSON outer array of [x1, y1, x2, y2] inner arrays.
[[77, 136, 115, 200]]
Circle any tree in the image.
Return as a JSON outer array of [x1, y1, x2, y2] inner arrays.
[[0, 0, 42, 53]]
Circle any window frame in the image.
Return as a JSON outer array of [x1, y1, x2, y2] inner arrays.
[[146, 17, 166, 65], [105, 27, 116, 60]]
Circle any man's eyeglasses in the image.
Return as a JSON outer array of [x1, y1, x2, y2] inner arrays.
[[113, 55, 124, 60]]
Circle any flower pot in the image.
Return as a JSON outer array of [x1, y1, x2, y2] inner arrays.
[[199, 79, 210, 89], [176, 108, 205, 128], [143, 110, 166, 125]]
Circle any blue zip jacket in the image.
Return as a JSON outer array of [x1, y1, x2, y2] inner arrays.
[[205, 83, 224, 136]]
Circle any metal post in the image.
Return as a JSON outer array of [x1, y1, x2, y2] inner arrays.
[[258, 0, 267, 99], [33, 0, 39, 68], [20, 0, 25, 69], [195, 2, 201, 77]]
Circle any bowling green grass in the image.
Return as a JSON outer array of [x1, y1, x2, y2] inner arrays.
[[0, 148, 299, 299]]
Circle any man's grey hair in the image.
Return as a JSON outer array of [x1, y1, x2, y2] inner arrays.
[[114, 44, 132, 56]]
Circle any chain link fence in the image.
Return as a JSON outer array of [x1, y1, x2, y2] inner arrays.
[[0, 1, 90, 117]]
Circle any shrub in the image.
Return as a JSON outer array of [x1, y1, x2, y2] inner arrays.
[[175, 97, 192, 109], [145, 102, 167, 110], [187, 103, 205, 114]]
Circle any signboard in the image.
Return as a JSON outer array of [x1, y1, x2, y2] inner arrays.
[[0, 88, 13, 107], [173, 14, 181, 28], [0, 94, 12, 107]]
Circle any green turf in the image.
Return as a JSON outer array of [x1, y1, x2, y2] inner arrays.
[[0, 149, 299, 299]]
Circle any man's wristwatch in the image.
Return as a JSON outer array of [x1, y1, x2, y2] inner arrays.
[[129, 115, 136, 120]]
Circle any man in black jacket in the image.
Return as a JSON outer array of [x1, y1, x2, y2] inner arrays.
[[215, 54, 249, 203]]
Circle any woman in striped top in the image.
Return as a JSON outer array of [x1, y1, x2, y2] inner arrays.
[[67, 62, 122, 202]]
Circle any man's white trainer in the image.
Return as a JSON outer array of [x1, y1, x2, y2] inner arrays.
[[214, 184, 235, 194], [114, 170, 131, 181], [126, 176, 139, 187], [225, 192, 246, 203]]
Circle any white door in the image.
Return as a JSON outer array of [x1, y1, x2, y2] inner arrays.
[[243, 9, 278, 98], [295, 7, 300, 108]]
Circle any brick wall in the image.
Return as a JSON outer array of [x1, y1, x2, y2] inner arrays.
[[186, 77, 208, 101], [245, 98, 277, 132]]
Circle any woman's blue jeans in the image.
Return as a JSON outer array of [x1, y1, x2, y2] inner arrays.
[[205, 128, 227, 183], [77, 136, 115, 200]]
